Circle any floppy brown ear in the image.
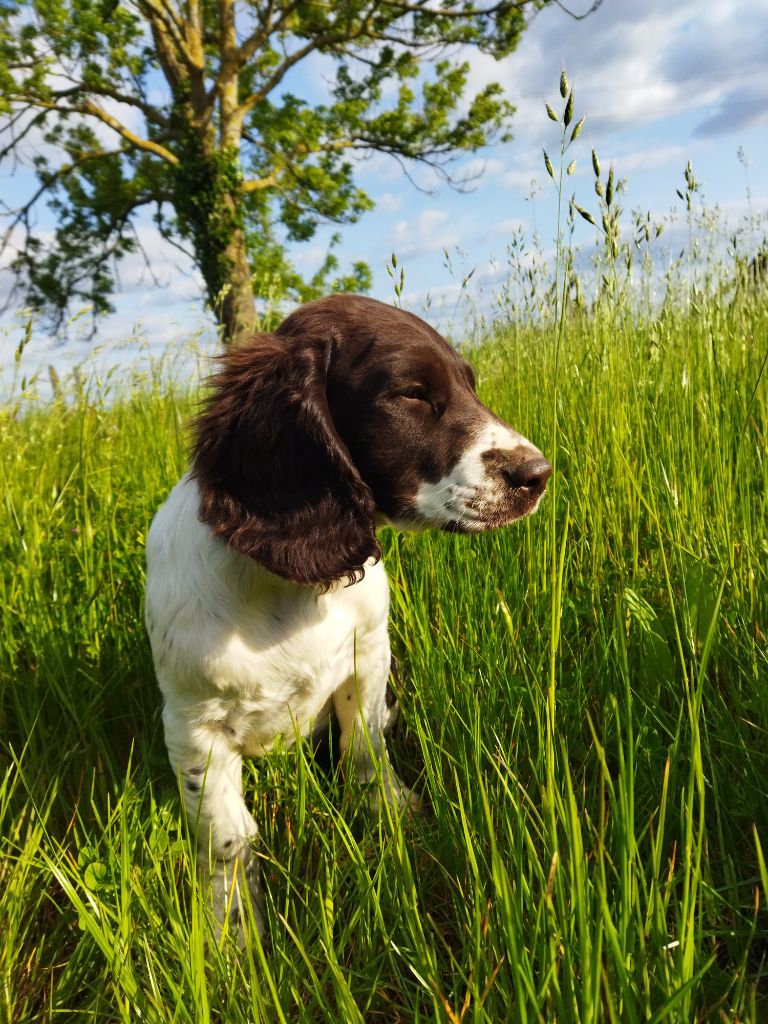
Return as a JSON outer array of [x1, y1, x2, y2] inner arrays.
[[192, 332, 380, 588]]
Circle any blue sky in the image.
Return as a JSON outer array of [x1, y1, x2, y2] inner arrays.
[[2, 0, 767, 384]]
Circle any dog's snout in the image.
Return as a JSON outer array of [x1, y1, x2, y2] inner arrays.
[[501, 454, 553, 493]]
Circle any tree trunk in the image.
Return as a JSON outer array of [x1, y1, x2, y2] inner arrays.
[[212, 0, 255, 347], [217, 198, 256, 346], [171, 42, 257, 346], [171, 145, 257, 346], [173, 167, 256, 345]]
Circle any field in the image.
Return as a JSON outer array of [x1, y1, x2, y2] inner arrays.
[[1, 266, 766, 1022], [2, 79, 768, 1011]]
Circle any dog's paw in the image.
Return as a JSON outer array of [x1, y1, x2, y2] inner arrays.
[[390, 781, 422, 815], [201, 845, 266, 948], [358, 762, 422, 817]]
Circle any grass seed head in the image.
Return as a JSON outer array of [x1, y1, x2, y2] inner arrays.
[[575, 203, 596, 226], [543, 148, 555, 180], [592, 148, 600, 178], [564, 91, 574, 127], [570, 115, 585, 143], [545, 102, 559, 122], [560, 69, 569, 98], [684, 160, 698, 193]]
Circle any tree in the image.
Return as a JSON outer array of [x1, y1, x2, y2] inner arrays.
[[1, 0, 554, 344]]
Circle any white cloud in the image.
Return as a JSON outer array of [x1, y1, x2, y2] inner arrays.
[[4, 0, 768, 359], [389, 210, 459, 260], [600, 144, 690, 176], [483, 217, 528, 241], [102, 223, 204, 300], [463, 0, 768, 139], [498, 165, 544, 193], [375, 192, 405, 214], [694, 81, 768, 138], [454, 157, 507, 184]]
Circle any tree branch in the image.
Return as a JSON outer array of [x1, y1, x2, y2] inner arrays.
[[0, 146, 164, 254], [234, 0, 300, 67], [29, 80, 170, 131], [240, 169, 283, 192], [1, 191, 167, 328], [552, 0, 605, 19], [77, 84, 170, 130], [138, 0, 199, 69], [182, 0, 206, 69], [12, 95, 179, 165], [351, 140, 477, 192], [379, 0, 530, 18], [137, 1, 189, 89], [237, 36, 322, 117], [237, 18, 378, 117], [0, 109, 47, 164]]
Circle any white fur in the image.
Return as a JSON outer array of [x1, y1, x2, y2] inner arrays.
[[413, 421, 544, 529], [145, 421, 547, 943], [145, 473, 409, 942]]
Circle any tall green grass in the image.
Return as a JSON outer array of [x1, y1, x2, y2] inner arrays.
[[2, 75, 768, 1016], [1, 272, 766, 1021]]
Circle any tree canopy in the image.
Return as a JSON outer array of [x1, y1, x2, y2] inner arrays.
[[1, 0, 558, 343]]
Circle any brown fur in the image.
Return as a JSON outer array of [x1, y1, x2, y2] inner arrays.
[[193, 294, 548, 588]]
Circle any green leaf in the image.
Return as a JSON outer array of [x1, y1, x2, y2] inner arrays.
[[0, 0, 543, 338], [83, 861, 110, 891]]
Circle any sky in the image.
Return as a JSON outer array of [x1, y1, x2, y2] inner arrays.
[[2, 0, 768, 387]]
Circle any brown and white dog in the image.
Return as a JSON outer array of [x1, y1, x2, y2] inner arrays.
[[145, 295, 551, 942]]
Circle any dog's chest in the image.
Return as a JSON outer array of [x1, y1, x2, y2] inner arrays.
[[204, 560, 390, 751]]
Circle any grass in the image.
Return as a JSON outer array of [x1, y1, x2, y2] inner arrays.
[[2, 72, 768, 1017], [1, 281, 767, 1021]]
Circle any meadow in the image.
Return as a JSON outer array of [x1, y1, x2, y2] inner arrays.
[[1, 142, 768, 1019]]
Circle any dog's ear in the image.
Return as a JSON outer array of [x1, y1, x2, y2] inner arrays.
[[192, 333, 380, 588]]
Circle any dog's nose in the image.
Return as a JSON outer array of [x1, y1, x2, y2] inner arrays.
[[501, 454, 553, 493]]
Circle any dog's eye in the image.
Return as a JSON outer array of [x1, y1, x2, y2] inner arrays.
[[398, 385, 431, 404]]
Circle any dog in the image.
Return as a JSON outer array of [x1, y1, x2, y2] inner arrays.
[[144, 294, 551, 942]]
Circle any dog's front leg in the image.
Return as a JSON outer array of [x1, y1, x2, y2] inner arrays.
[[162, 706, 265, 944], [332, 636, 420, 813]]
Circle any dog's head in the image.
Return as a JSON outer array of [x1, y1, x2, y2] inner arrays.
[[193, 295, 551, 587]]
